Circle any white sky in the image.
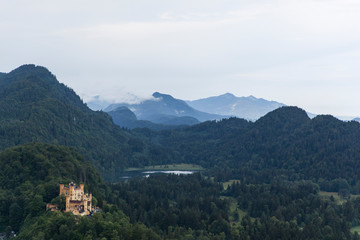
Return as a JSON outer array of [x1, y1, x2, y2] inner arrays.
[[1, 0, 360, 116]]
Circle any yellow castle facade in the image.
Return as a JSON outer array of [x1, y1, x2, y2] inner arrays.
[[59, 182, 93, 216]]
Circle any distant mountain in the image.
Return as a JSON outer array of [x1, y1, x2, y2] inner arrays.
[[108, 106, 190, 130], [352, 117, 360, 122], [186, 93, 285, 120], [86, 95, 114, 111], [105, 92, 224, 124], [0, 65, 174, 180]]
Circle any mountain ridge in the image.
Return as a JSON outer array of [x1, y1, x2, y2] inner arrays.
[[108, 106, 192, 130], [186, 93, 285, 120], [105, 92, 225, 124], [0, 65, 174, 180], [134, 106, 360, 192]]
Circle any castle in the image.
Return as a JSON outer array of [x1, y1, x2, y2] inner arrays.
[[47, 182, 93, 216]]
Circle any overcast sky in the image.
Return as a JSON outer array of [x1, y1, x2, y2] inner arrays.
[[1, 0, 360, 117]]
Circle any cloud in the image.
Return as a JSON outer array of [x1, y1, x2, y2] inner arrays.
[[2, 0, 360, 116]]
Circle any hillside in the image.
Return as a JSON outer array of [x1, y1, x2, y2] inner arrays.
[[135, 106, 360, 193], [0, 143, 161, 239], [187, 93, 285, 120], [0, 143, 103, 231], [105, 92, 225, 123], [0, 65, 174, 180]]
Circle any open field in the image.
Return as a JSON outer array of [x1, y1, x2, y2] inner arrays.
[[319, 191, 360, 205], [351, 225, 360, 234]]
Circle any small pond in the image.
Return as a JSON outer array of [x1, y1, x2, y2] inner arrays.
[[119, 170, 195, 180]]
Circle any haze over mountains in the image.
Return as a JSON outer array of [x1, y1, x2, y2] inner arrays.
[[88, 91, 288, 129], [186, 93, 285, 120], [104, 92, 223, 128], [86, 95, 114, 111]]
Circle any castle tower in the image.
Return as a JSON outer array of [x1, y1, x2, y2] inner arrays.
[[57, 182, 93, 215]]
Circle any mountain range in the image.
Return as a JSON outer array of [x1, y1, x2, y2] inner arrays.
[[87, 92, 287, 129], [107, 106, 184, 130], [186, 93, 285, 120], [104, 92, 224, 127]]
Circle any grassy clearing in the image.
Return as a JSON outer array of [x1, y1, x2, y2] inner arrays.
[[351, 225, 360, 234], [319, 191, 342, 202], [319, 191, 360, 205], [125, 163, 205, 172], [223, 179, 241, 190]]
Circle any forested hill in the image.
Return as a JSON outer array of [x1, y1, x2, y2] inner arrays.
[[0, 65, 174, 180], [0, 143, 161, 239], [0, 143, 103, 231], [135, 106, 360, 193], [0, 65, 88, 113]]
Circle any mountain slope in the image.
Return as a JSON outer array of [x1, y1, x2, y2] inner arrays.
[[0, 65, 174, 180], [105, 92, 224, 123], [187, 93, 285, 120], [107, 106, 182, 130]]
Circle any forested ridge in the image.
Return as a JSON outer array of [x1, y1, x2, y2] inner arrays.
[[0, 65, 175, 181], [135, 107, 360, 193]]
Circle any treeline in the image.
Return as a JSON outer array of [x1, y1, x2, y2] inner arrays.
[[103, 174, 360, 240], [224, 180, 360, 240], [107, 174, 230, 237]]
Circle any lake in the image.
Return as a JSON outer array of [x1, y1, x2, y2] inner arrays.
[[119, 170, 195, 180]]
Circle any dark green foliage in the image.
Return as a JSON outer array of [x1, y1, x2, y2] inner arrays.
[[225, 180, 360, 240], [108, 174, 229, 233], [51, 194, 66, 211], [1, 142, 359, 239], [0, 65, 174, 180], [102, 174, 360, 239], [16, 204, 160, 240], [0, 143, 104, 231], [136, 107, 360, 193]]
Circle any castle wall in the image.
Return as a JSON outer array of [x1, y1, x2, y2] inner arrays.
[[58, 182, 93, 215]]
